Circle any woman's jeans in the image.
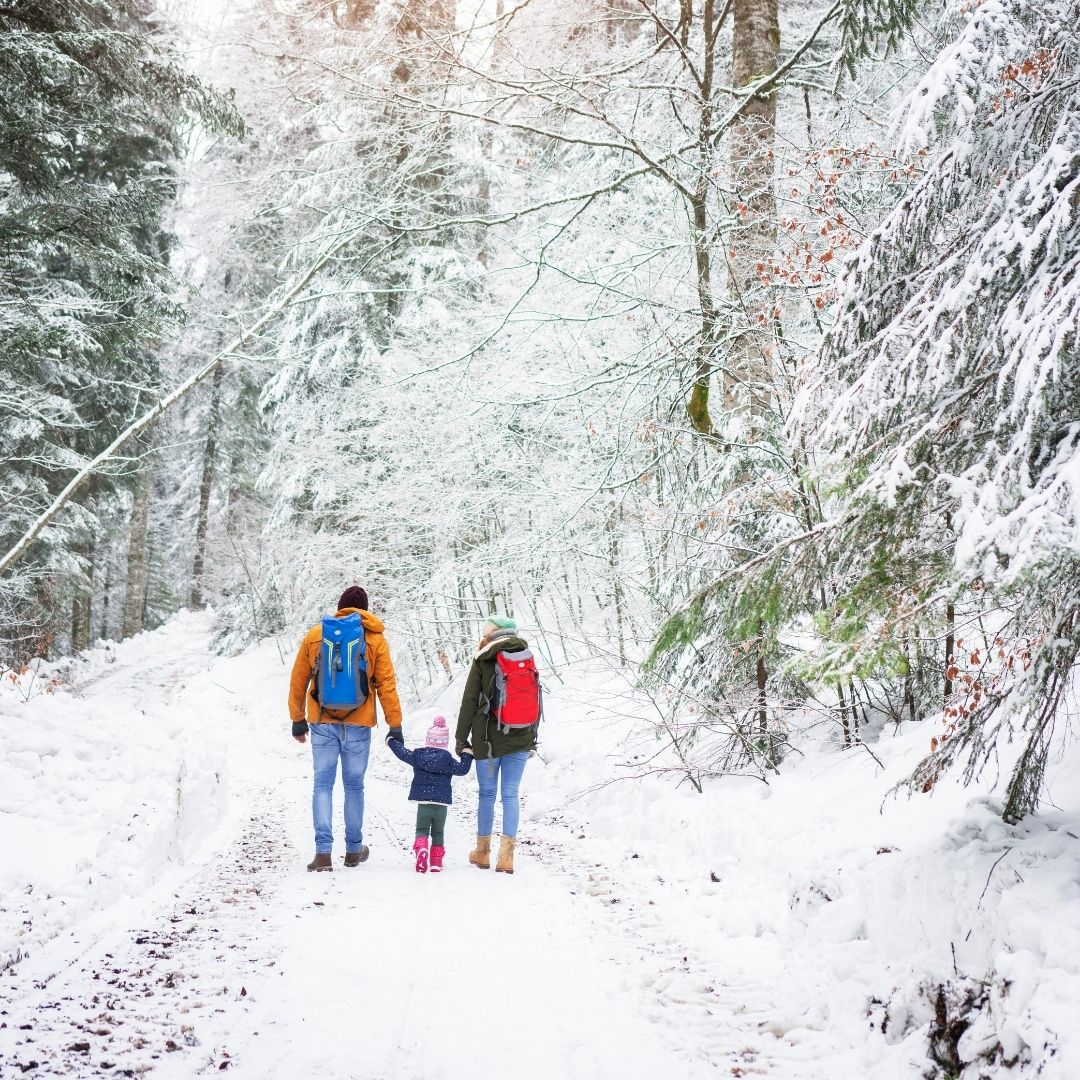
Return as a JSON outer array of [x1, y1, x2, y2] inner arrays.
[[310, 723, 372, 853], [475, 751, 530, 838]]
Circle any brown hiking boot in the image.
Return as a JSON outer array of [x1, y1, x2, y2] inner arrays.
[[343, 846, 369, 867], [468, 835, 492, 870], [307, 853, 332, 872], [495, 835, 517, 874]]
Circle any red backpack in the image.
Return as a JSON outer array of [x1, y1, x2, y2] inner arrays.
[[491, 648, 543, 734]]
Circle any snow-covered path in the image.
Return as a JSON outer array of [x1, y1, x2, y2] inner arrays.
[[0, 754, 710, 1079], [10, 619, 1077, 1079], [0, 623, 766, 1079]]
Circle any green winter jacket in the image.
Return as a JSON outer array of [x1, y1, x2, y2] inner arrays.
[[455, 631, 539, 760]]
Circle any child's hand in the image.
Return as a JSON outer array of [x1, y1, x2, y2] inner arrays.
[[460, 747, 474, 757]]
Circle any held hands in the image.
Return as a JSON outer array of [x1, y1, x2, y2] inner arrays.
[[386, 727, 403, 744]]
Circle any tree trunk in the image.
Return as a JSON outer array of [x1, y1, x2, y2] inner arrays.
[[902, 636, 919, 723], [849, 678, 864, 741], [726, 0, 779, 416], [609, 523, 627, 667], [122, 470, 151, 640], [837, 678, 852, 747], [99, 557, 112, 642], [475, 0, 504, 263], [756, 650, 768, 737], [686, 0, 720, 436], [190, 361, 225, 609], [71, 536, 95, 652], [944, 600, 955, 702]]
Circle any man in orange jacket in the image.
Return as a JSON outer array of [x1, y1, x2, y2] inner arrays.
[[289, 585, 403, 871]]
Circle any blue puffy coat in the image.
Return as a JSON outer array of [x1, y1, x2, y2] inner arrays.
[[388, 738, 472, 805]]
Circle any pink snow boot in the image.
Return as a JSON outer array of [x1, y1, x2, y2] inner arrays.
[[413, 836, 429, 874], [430, 845, 445, 872]]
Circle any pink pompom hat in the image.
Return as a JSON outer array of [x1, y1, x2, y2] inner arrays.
[[426, 716, 449, 749]]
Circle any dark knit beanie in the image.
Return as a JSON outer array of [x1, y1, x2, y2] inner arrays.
[[338, 586, 369, 611]]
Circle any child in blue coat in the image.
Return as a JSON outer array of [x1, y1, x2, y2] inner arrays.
[[387, 716, 473, 873]]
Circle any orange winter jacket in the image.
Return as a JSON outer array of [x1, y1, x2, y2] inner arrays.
[[288, 607, 403, 729]]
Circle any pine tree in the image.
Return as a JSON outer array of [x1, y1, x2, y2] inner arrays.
[[794, 0, 1079, 818], [0, 0, 240, 661]]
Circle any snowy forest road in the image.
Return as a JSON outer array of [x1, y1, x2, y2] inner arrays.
[[0, 628, 839, 1080]]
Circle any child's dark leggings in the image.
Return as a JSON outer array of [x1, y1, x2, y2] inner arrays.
[[415, 803, 448, 846]]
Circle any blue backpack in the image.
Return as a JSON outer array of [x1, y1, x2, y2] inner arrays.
[[314, 612, 369, 714]]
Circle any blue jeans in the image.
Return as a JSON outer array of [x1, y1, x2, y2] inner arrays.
[[476, 751, 530, 838], [310, 723, 372, 853]]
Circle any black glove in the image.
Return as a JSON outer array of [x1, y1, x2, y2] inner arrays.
[[456, 740, 471, 756], [387, 727, 403, 743], [292, 720, 309, 737]]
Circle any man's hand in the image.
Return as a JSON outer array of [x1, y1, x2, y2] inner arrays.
[[291, 720, 309, 744], [386, 726, 403, 743], [294, 734, 307, 745]]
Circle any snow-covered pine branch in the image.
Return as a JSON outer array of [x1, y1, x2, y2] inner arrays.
[[797, 0, 1079, 818]]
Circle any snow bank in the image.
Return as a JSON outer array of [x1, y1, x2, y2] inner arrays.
[[424, 654, 1080, 1079], [0, 611, 228, 971]]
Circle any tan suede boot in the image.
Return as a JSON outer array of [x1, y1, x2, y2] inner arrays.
[[468, 835, 492, 869], [495, 835, 516, 874]]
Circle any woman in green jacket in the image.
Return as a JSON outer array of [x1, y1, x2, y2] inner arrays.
[[455, 616, 538, 874]]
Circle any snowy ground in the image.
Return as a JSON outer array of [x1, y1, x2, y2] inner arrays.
[[2, 615, 1078, 1078]]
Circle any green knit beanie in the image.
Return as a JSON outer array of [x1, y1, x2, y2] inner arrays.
[[486, 615, 517, 631]]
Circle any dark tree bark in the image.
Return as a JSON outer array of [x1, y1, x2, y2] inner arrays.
[[686, 0, 722, 436], [122, 468, 151, 640], [99, 558, 112, 642], [756, 650, 768, 735], [944, 600, 955, 701], [71, 536, 94, 652], [190, 360, 225, 609]]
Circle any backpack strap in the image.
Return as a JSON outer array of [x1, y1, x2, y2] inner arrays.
[[480, 676, 493, 748], [353, 629, 369, 703], [311, 650, 323, 725]]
